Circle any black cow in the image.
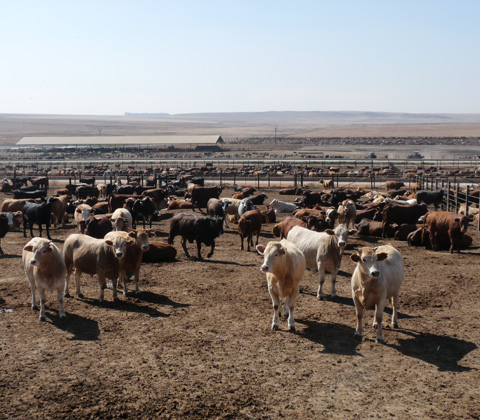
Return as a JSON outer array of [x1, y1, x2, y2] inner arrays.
[[22, 197, 54, 240], [191, 186, 222, 212], [75, 185, 100, 199], [116, 185, 136, 195], [302, 191, 325, 208], [85, 216, 113, 239], [131, 196, 155, 229], [249, 193, 268, 206], [0, 214, 9, 255], [79, 177, 95, 186], [168, 213, 223, 260], [19, 185, 39, 192], [328, 190, 347, 206], [13, 189, 47, 199], [416, 190, 445, 210]]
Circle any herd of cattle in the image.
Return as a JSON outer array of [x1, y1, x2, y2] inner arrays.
[[0, 177, 477, 343]]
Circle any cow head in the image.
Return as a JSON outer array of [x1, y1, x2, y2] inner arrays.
[[256, 242, 285, 273], [333, 224, 356, 249], [133, 229, 150, 251], [105, 236, 128, 258], [23, 238, 55, 266], [351, 247, 388, 279]]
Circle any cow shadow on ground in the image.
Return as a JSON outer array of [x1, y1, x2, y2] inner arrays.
[[201, 259, 257, 268], [47, 311, 100, 341], [0, 254, 21, 259], [135, 291, 190, 308], [386, 328, 477, 372], [80, 296, 169, 318], [296, 319, 362, 356]]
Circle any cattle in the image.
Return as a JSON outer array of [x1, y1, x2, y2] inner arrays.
[[0, 214, 9, 255], [52, 188, 70, 197], [111, 208, 133, 231], [356, 219, 396, 238], [232, 187, 256, 199], [238, 209, 263, 252], [423, 211, 470, 253], [260, 205, 276, 225], [355, 207, 383, 224], [108, 193, 135, 212], [75, 185, 99, 199], [50, 195, 68, 228], [29, 176, 49, 189], [385, 181, 405, 191], [92, 201, 109, 214], [249, 193, 268, 206], [191, 186, 223, 212], [279, 187, 304, 195], [323, 179, 334, 189], [351, 245, 404, 343], [105, 229, 152, 295], [22, 197, 54, 240], [116, 185, 137, 195], [167, 196, 194, 210], [256, 239, 306, 332], [287, 225, 345, 299], [383, 198, 417, 206], [0, 198, 36, 213], [168, 213, 223, 260], [327, 190, 347, 206], [407, 227, 473, 250], [269, 199, 297, 213], [416, 190, 445, 210], [207, 198, 226, 225], [302, 191, 326, 208], [142, 241, 177, 263], [394, 223, 423, 241], [79, 177, 95, 186], [238, 198, 256, 218], [74, 204, 95, 234], [0, 211, 23, 233], [131, 196, 155, 229], [458, 203, 479, 217], [22, 238, 66, 320], [85, 216, 113, 239], [63, 233, 133, 302], [220, 198, 242, 226], [337, 200, 357, 229], [382, 203, 428, 237], [141, 188, 168, 211], [13, 189, 46, 199], [97, 183, 108, 198]]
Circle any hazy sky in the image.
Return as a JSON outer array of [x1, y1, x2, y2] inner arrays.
[[1, 1, 479, 115]]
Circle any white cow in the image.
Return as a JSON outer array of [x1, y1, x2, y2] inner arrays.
[[337, 200, 357, 230], [383, 198, 417, 206], [238, 198, 256, 218], [22, 238, 67, 320], [350, 244, 404, 343], [111, 208, 133, 231], [220, 198, 242, 226], [269, 199, 297, 213], [256, 239, 306, 331], [287, 224, 353, 299]]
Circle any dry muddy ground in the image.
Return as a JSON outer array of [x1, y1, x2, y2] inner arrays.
[[0, 188, 479, 419]]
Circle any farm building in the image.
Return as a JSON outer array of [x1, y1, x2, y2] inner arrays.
[[16, 135, 225, 150]]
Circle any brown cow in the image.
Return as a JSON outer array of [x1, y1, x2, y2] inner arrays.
[[141, 188, 168, 211], [105, 229, 153, 295], [0, 198, 36, 213], [385, 181, 405, 191], [50, 195, 68, 227], [238, 209, 263, 251], [142, 241, 177, 262], [382, 203, 428, 237], [108, 194, 136, 213], [260, 206, 276, 225], [423, 211, 470, 253]]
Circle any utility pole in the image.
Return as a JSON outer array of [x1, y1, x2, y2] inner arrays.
[[274, 126, 278, 145]]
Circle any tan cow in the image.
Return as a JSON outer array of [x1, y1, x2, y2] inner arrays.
[[351, 245, 404, 343], [337, 199, 357, 230], [385, 181, 405, 191], [256, 239, 306, 332], [63, 233, 134, 302], [111, 208, 133, 231], [104, 229, 153, 295], [74, 204, 94, 234], [0, 198, 36, 212], [50, 195, 68, 227], [23, 238, 67, 320]]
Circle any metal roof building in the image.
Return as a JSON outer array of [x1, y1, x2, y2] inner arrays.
[[16, 135, 224, 146]]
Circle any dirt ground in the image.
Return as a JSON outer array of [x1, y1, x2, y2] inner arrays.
[[1, 187, 479, 419]]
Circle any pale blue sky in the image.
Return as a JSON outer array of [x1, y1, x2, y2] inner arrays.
[[1, 1, 479, 115]]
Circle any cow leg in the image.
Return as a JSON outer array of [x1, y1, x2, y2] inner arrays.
[[196, 240, 204, 260], [391, 293, 400, 329], [268, 279, 280, 330], [316, 262, 326, 299], [353, 292, 364, 339], [64, 263, 73, 297], [57, 287, 66, 319], [285, 287, 299, 332], [27, 277, 39, 310], [374, 300, 386, 343], [134, 268, 141, 295], [46, 223, 52, 240], [38, 286, 47, 321], [97, 274, 107, 302], [207, 242, 214, 259], [30, 223, 35, 238], [75, 269, 84, 299], [240, 235, 244, 251], [0, 241, 3, 255], [330, 269, 338, 298], [181, 238, 191, 258], [23, 220, 28, 238]]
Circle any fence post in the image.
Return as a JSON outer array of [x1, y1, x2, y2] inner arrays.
[[257, 172, 260, 190], [455, 185, 459, 213], [466, 186, 470, 217], [294, 172, 297, 188], [233, 171, 236, 186], [220, 171, 223, 188], [478, 191, 480, 231], [446, 182, 450, 212], [268, 172, 271, 188], [300, 172, 304, 188]]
